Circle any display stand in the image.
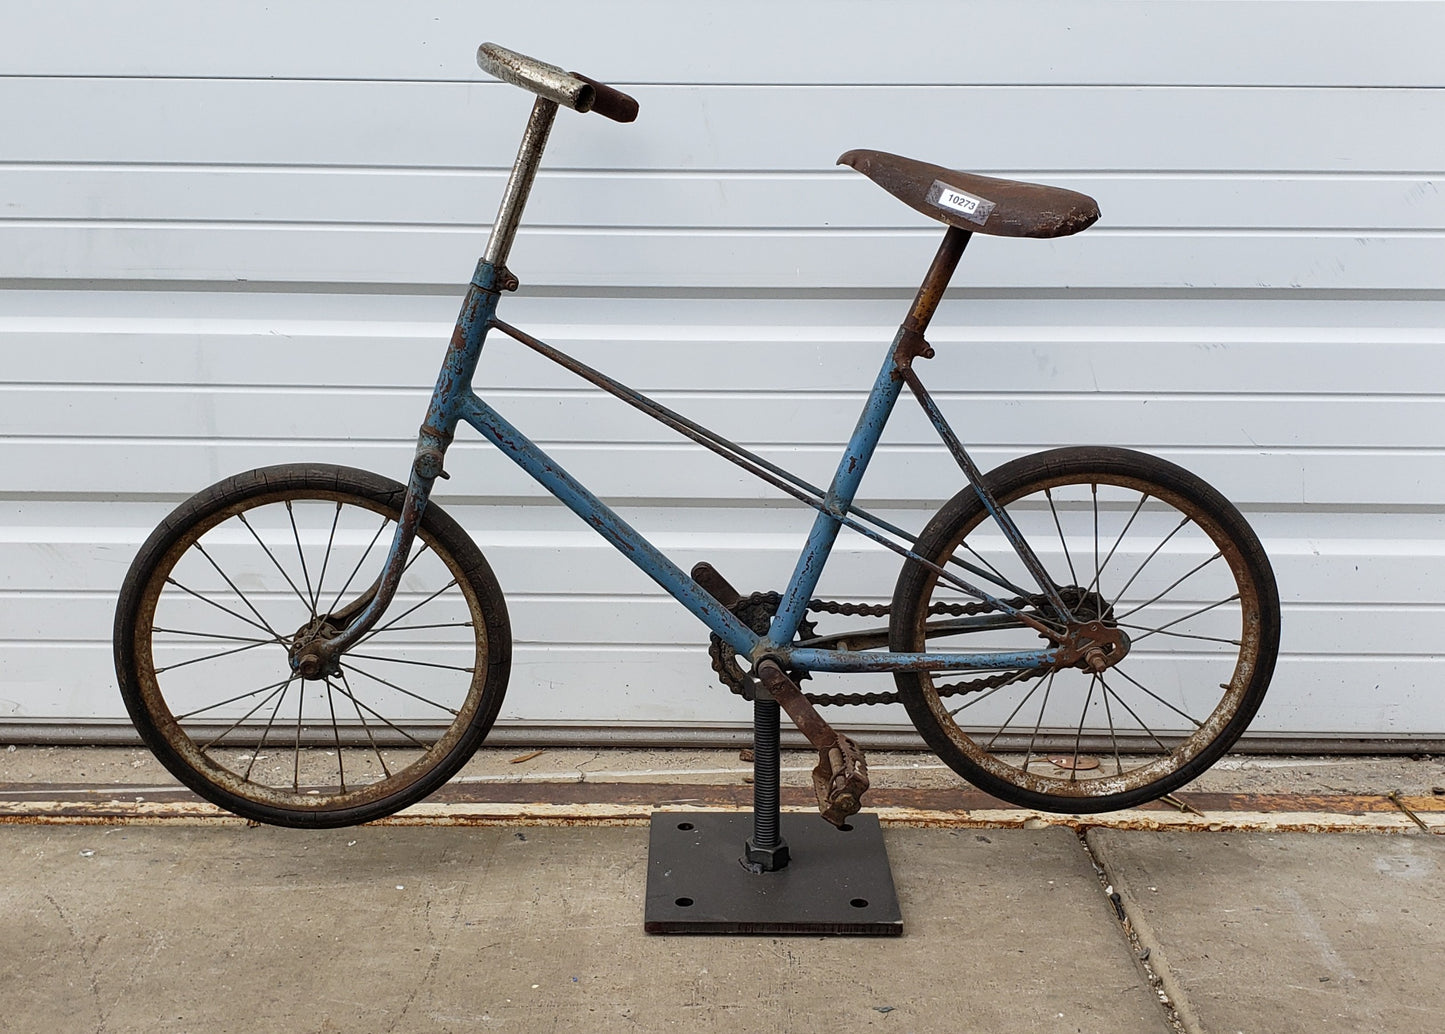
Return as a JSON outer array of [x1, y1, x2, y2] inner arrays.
[[643, 697, 902, 935]]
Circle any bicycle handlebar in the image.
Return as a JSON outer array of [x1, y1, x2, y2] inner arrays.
[[477, 42, 639, 124]]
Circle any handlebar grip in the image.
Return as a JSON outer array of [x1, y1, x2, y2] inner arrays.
[[570, 73, 639, 124], [477, 42, 590, 111], [477, 42, 640, 123]]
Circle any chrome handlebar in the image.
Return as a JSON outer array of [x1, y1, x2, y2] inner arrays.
[[477, 42, 638, 123]]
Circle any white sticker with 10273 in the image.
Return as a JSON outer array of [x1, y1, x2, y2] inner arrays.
[[926, 179, 996, 225]]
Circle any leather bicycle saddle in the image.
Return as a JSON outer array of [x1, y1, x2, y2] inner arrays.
[[838, 149, 1099, 239]]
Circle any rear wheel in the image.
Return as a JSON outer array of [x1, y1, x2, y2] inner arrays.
[[890, 447, 1278, 813], [114, 464, 511, 827]]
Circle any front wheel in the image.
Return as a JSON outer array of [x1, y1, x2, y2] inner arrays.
[[890, 447, 1279, 813], [114, 464, 511, 827]]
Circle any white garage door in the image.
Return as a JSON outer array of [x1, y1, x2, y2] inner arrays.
[[2, 2, 1443, 745]]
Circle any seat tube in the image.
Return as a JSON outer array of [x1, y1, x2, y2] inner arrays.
[[768, 228, 971, 645]]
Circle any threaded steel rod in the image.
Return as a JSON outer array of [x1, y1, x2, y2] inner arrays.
[[751, 697, 782, 850]]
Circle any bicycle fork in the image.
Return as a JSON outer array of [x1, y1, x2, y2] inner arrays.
[[294, 98, 556, 677]]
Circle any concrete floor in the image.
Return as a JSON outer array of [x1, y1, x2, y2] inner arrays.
[[3, 748, 1444, 1033]]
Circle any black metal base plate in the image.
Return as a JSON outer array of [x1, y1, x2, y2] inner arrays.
[[644, 811, 902, 935]]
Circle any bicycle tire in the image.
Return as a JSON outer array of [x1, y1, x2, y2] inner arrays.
[[114, 464, 511, 827], [890, 447, 1278, 813]]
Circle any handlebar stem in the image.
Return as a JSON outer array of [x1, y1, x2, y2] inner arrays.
[[483, 95, 559, 269]]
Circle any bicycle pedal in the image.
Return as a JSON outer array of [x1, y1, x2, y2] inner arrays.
[[812, 733, 869, 828]]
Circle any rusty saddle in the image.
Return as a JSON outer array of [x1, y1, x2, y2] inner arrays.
[[838, 148, 1099, 240]]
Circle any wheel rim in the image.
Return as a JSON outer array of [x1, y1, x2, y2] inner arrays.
[[131, 488, 489, 815], [910, 469, 1270, 802]]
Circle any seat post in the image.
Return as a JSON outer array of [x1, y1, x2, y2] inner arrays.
[[483, 95, 560, 269], [902, 225, 971, 341]]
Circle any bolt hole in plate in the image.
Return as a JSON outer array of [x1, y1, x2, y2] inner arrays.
[[644, 812, 902, 935]]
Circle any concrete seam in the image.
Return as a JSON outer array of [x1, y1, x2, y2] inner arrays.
[[1078, 828, 1197, 1034]]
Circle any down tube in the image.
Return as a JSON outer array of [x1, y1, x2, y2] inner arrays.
[[458, 394, 759, 656]]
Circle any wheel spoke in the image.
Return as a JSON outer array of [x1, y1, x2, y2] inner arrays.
[[404, 540, 433, 573], [285, 500, 318, 620], [313, 502, 343, 616], [342, 661, 463, 716], [1109, 664, 1205, 729], [945, 668, 1034, 717], [948, 541, 1024, 599], [1091, 481, 1100, 604], [1098, 675, 1174, 755], [1022, 670, 1059, 774], [1101, 672, 1123, 775], [236, 512, 315, 614], [1114, 552, 1223, 621], [1122, 626, 1241, 647], [1045, 487, 1079, 587], [361, 621, 474, 636], [292, 664, 309, 791], [1071, 675, 1098, 781], [1087, 492, 1149, 599], [243, 679, 294, 781], [1112, 514, 1192, 604], [330, 674, 430, 750], [983, 676, 1047, 751], [199, 688, 290, 753], [188, 674, 292, 731], [324, 513, 391, 616], [357, 578, 460, 645], [1119, 594, 1241, 645], [180, 545, 284, 640], [338, 671, 391, 777], [153, 627, 280, 645], [153, 637, 278, 675], [324, 677, 347, 793], [343, 652, 474, 674]]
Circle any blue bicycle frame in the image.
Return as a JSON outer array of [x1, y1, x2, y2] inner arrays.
[[320, 96, 1064, 683]]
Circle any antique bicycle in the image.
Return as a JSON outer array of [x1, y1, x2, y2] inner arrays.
[[113, 44, 1280, 835]]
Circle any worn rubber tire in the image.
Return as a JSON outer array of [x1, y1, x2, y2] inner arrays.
[[890, 447, 1279, 813], [115, 464, 511, 828]]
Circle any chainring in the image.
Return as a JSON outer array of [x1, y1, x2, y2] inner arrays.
[[706, 591, 814, 699]]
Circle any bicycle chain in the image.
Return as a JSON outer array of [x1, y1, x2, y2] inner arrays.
[[707, 591, 1047, 707]]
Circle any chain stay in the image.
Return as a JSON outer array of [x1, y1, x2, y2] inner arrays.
[[707, 592, 1044, 707]]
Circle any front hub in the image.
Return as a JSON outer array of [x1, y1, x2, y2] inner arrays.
[[288, 616, 344, 680]]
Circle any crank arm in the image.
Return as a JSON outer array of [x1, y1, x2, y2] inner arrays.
[[690, 561, 743, 609], [755, 659, 869, 826]]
